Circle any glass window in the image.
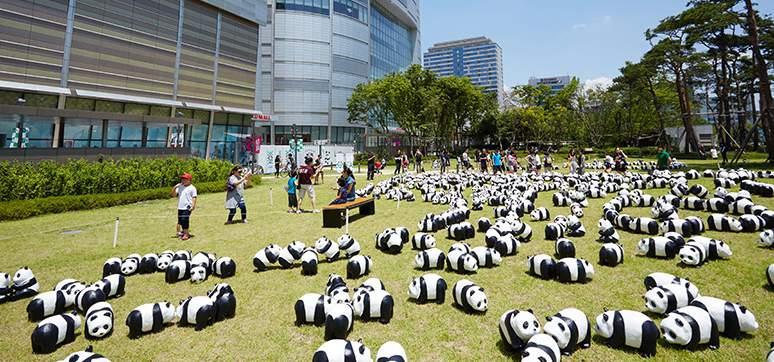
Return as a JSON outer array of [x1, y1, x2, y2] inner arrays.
[[193, 110, 210, 122], [0, 114, 20, 148], [63, 119, 103, 148], [334, 0, 367, 23], [146, 123, 169, 148], [190, 123, 209, 158], [106, 121, 142, 148], [276, 0, 330, 15], [370, 4, 414, 80]]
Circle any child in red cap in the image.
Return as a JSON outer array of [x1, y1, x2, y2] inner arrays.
[[171, 173, 197, 240]]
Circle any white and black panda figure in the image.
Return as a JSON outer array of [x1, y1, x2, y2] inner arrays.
[[598, 219, 620, 243], [470, 247, 502, 268], [376, 341, 407, 362], [544, 223, 566, 241], [316, 237, 342, 262], [447, 222, 475, 241], [685, 216, 705, 235], [660, 219, 694, 237], [660, 305, 720, 350], [570, 203, 584, 218], [352, 278, 385, 301], [556, 258, 594, 283], [120, 254, 140, 276], [494, 234, 521, 256], [287, 241, 306, 260], [213, 257, 236, 278], [138, 253, 158, 274], [554, 238, 576, 259], [408, 273, 446, 304], [26, 291, 72, 322], [498, 309, 541, 351], [312, 339, 371, 362], [768, 342, 774, 362], [594, 309, 659, 357], [156, 251, 173, 272], [276, 247, 296, 269], [173, 250, 191, 261], [125, 301, 176, 338], [176, 296, 215, 331], [759, 229, 774, 248], [411, 233, 436, 250], [346, 255, 373, 279], [102, 258, 122, 277], [10, 266, 39, 301], [644, 272, 700, 297], [767, 263, 774, 288], [740, 214, 767, 232], [165, 260, 192, 283], [688, 184, 709, 198], [446, 248, 478, 273], [191, 252, 215, 271], [190, 265, 209, 283], [478, 217, 492, 233], [414, 248, 445, 270], [31, 311, 82, 354], [84, 301, 114, 339], [449, 242, 472, 253], [566, 216, 586, 237], [527, 254, 557, 280], [375, 230, 403, 254], [337, 234, 361, 257], [324, 302, 354, 340], [599, 243, 624, 267], [75, 286, 107, 314], [325, 274, 351, 304], [629, 217, 660, 235], [543, 307, 591, 355], [56, 346, 110, 362], [393, 226, 410, 244], [644, 283, 699, 315], [207, 283, 236, 322], [93, 274, 125, 299], [252, 244, 282, 271], [689, 236, 732, 260], [636, 237, 679, 259], [353, 289, 394, 323], [707, 214, 743, 232], [301, 248, 319, 276], [294, 293, 332, 326], [679, 241, 708, 267], [553, 193, 569, 207], [452, 279, 487, 313], [690, 296, 759, 339], [53, 279, 86, 301], [530, 207, 550, 221], [521, 333, 561, 362]]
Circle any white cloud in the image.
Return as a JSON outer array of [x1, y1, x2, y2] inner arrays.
[[584, 77, 614, 92], [602, 15, 612, 24], [572, 23, 588, 30]]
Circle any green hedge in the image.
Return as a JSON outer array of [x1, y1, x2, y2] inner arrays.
[[0, 158, 234, 202], [0, 179, 258, 221]]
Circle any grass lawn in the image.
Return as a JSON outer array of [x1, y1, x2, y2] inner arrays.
[[0, 161, 772, 361]]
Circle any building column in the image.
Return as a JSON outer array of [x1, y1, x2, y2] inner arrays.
[[172, 0, 185, 101], [59, 0, 76, 88], [205, 113, 214, 160]]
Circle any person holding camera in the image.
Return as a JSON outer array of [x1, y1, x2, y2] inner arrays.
[[225, 165, 251, 224], [172, 173, 197, 240]]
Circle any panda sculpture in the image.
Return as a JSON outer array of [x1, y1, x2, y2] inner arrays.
[[56, 346, 110, 362], [312, 339, 371, 362], [760, 230, 774, 248], [176, 296, 215, 331], [446, 248, 478, 273], [636, 237, 679, 259], [300, 248, 319, 276], [554, 238, 576, 259], [11, 266, 39, 300], [767, 263, 774, 288], [325, 274, 351, 304], [414, 248, 445, 270], [84, 301, 114, 339], [93, 274, 125, 299], [286, 241, 306, 260], [207, 283, 236, 322], [447, 222, 475, 241], [75, 286, 106, 314], [120, 254, 140, 276], [294, 293, 332, 326], [315, 236, 341, 261], [352, 278, 385, 301], [599, 243, 624, 267], [521, 333, 561, 362], [493, 234, 520, 256], [31, 311, 82, 354], [689, 236, 732, 260], [660, 305, 720, 350], [375, 341, 407, 362], [555, 258, 594, 283], [644, 283, 698, 315], [53, 279, 86, 305], [26, 291, 73, 322], [173, 250, 191, 261], [411, 233, 436, 250], [408, 273, 446, 304], [138, 253, 158, 274], [452, 279, 487, 313], [543, 307, 591, 355], [156, 251, 173, 271], [213, 257, 236, 278], [375, 230, 403, 254], [644, 272, 700, 297], [707, 214, 743, 232], [102, 258, 122, 277], [324, 302, 354, 340], [125, 301, 176, 338], [337, 234, 361, 257], [498, 309, 541, 351], [478, 217, 492, 233], [353, 289, 394, 323], [346, 255, 373, 279], [690, 296, 759, 339], [276, 247, 296, 269], [527, 254, 556, 280], [470, 247, 502, 268], [253, 244, 282, 271], [679, 241, 709, 267], [544, 222, 566, 241], [597, 219, 620, 243], [594, 309, 659, 357], [530, 207, 550, 221], [165, 259, 192, 283], [190, 265, 209, 283]]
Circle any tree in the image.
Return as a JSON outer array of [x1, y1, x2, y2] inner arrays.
[[744, 0, 774, 161], [347, 81, 391, 133]]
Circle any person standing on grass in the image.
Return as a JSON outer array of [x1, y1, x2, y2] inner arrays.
[[366, 152, 375, 181], [440, 148, 449, 174], [224, 165, 251, 225], [274, 154, 281, 177], [492, 150, 502, 174], [286, 170, 299, 213], [656, 146, 671, 171], [297, 157, 319, 213], [394, 150, 402, 175], [313, 154, 324, 185], [172, 173, 197, 240], [543, 151, 553, 171], [568, 148, 577, 174], [479, 150, 489, 173], [577, 149, 586, 175], [461, 150, 471, 170]]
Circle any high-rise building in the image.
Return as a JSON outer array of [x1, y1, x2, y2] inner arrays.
[[528, 75, 571, 93], [423, 37, 504, 107], [0, 0, 420, 162]]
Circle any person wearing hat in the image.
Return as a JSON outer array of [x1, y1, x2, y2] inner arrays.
[[225, 165, 251, 224], [171, 173, 197, 240]]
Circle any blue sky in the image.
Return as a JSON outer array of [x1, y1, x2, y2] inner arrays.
[[420, 0, 774, 89]]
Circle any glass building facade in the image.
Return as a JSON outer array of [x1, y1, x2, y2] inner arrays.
[[369, 3, 414, 79], [424, 37, 504, 107]]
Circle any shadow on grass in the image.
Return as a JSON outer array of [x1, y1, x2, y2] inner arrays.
[[591, 334, 651, 357], [450, 302, 487, 316], [495, 339, 522, 361], [764, 284, 774, 292], [404, 297, 445, 305]]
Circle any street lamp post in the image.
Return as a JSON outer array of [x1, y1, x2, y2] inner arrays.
[[292, 123, 297, 171]]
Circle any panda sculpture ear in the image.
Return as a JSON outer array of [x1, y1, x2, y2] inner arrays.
[[546, 316, 552, 321], [603, 307, 608, 312], [86, 345, 94, 352], [527, 308, 533, 314]]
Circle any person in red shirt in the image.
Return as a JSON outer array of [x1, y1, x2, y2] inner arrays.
[[297, 156, 319, 213]]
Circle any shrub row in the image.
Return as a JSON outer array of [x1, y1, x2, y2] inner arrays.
[[0, 158, 234, 202], [0, 178, 258, 221]]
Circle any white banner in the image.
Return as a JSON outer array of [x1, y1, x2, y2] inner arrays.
[[254, 145, 354, 174]]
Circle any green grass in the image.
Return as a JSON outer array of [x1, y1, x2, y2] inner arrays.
[[0, 166, 772, 361]]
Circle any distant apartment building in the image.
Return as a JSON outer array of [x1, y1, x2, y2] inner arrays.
[[423, 37, 504, 107], [528, 75, 572, 93]]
